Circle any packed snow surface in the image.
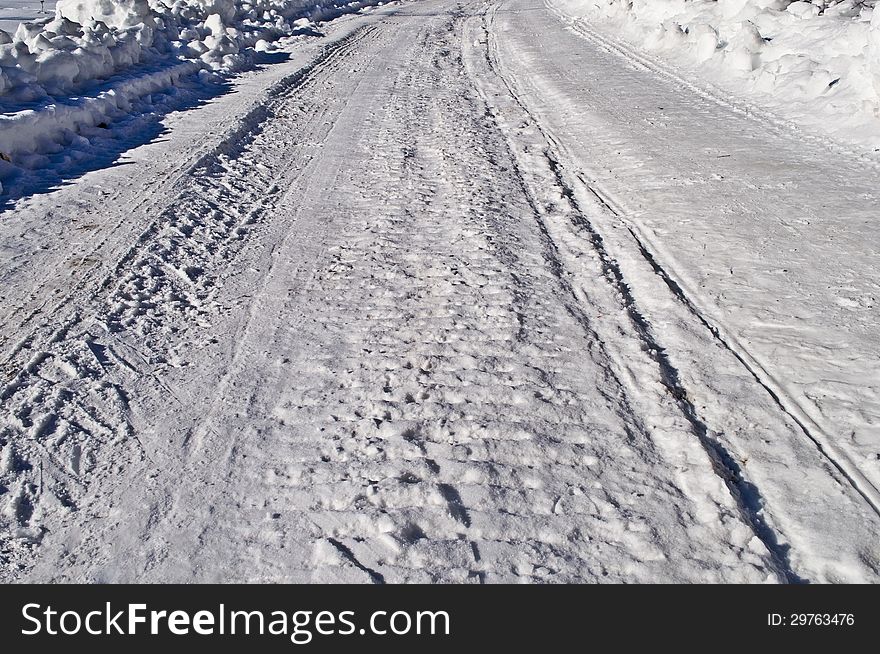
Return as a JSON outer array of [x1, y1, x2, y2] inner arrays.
[[1, 0, 879, 583], [552, 0, 880, 150]]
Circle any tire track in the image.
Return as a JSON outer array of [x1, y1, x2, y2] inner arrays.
[[468, 0, 880, 581], [578, 174, 880, 520], [539, 0, 880, 519], [0, 23, 384, 579], [465, 0, 795, 581]]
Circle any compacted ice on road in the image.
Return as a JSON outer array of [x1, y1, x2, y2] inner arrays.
[[1, 0, 879, 583]]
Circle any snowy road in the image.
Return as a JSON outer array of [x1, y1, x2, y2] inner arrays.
[[1, 0, 879, 582]]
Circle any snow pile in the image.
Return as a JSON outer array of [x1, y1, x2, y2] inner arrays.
[[0, 1, 369, 100], [0, 0, 381, 195], [552, 0, 880, 149]]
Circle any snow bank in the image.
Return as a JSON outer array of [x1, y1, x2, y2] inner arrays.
[[552, 0, 880, 149], [0, 0, 382, 195], [0, 0, 383, 99]]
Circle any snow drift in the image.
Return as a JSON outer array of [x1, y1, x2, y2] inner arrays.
[[0, 0, 382, 195], [0, 0, 363, 100], [551, 0, 880, 150]]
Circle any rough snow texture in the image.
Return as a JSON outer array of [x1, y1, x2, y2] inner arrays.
[[2, 1, 335, 98], [552, 0, 880, 150], [0, 0, 383, 195], [1, 0, 879, 583]]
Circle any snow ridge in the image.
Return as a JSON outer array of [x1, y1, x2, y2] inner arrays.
[[0, 0, 385, 196], [1, 1, 375, 98], [544, 10, 880, 517], [551, 0, 880, 150]]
